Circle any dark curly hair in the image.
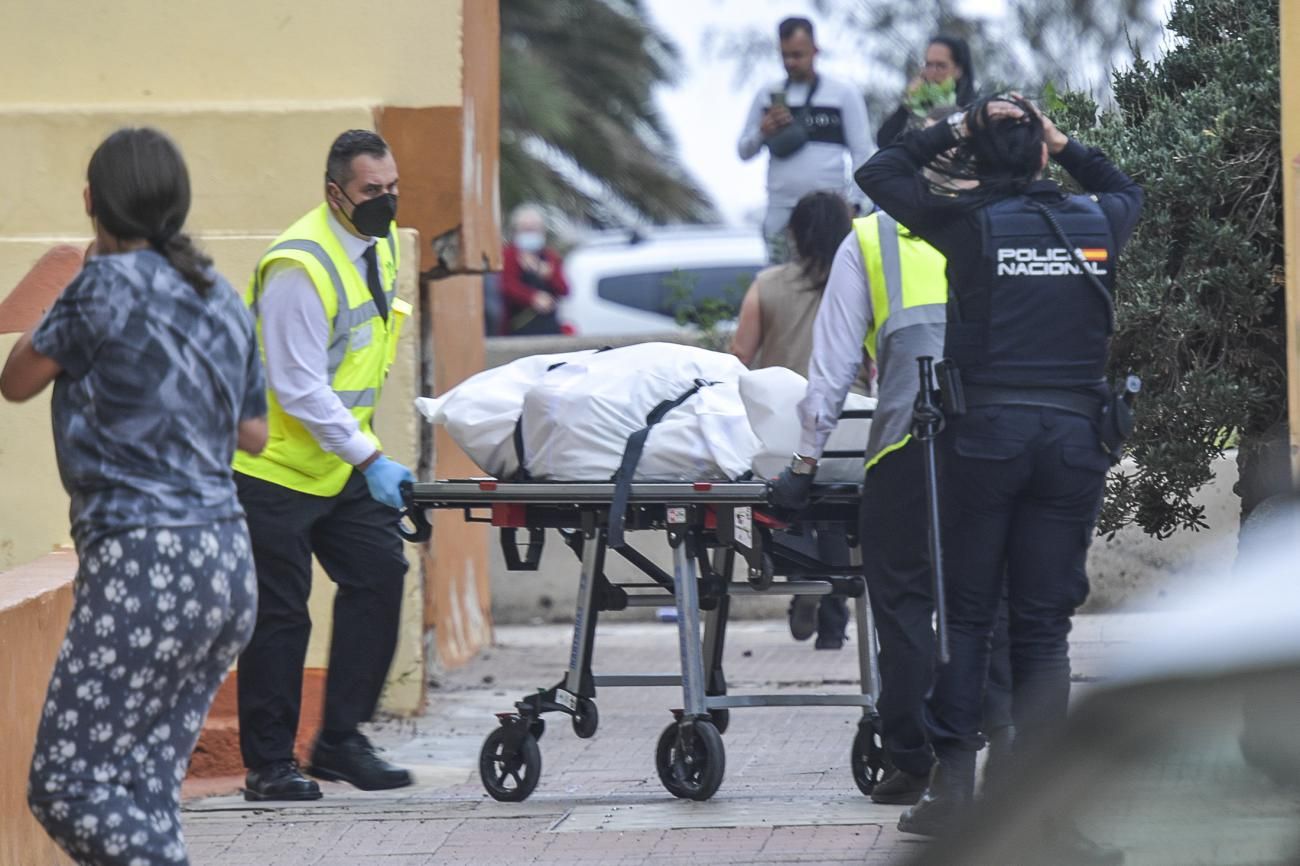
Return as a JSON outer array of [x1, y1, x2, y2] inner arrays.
[[961, 93, 1046, 199], [787, 191, 853, 292]]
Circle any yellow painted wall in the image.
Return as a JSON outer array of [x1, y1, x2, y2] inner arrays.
[[0, 0, 462, 108]]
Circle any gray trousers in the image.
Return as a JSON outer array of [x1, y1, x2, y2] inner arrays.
[[762, 203, 795, 264], [28, 520, 257, 866]]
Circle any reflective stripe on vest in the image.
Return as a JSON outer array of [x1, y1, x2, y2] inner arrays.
[[854, 213, 948, 472], [234, 204, 405, 497], [856, 213, 948, 359]]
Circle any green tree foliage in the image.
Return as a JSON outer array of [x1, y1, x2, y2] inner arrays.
[[501, 0, 716, 226], [1053, 0, 1284, 537]]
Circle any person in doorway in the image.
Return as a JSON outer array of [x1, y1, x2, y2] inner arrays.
[[858, 95, 1141, 846], [501, 204, 569, 336], [235, 129, 417, 801], [876, 35, 977, 148], [731, 190, 864, 649], [737, 16, 874, 263], [3, 127, 267, 865]]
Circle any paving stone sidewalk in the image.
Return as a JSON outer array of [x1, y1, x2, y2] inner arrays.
[[183, 615, 1154, 865]]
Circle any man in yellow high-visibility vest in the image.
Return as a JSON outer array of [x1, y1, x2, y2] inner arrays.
[[234, 130, 416, 801], [770, 118, 1013, 808]]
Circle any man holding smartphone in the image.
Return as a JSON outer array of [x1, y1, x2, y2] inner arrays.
[[737, 16, 875, 262]]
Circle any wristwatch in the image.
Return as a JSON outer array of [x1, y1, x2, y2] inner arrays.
[[790, 453, 818, 476]]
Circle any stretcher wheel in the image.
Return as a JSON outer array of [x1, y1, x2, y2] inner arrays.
[[572, 697, 599, 739], [747, 553, 775, 590], [850, 714, 886, 796], [707, 709, 730, 735], [480, 726, 542, 802], [655, 719, 725, 801]]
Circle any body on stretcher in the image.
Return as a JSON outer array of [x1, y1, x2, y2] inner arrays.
[[398, 460, 887, 804]]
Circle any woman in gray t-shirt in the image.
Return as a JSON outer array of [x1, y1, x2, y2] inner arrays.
[[1, 127, 267, 866]]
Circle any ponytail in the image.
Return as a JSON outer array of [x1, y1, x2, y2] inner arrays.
[[154, 232, 215, 295]]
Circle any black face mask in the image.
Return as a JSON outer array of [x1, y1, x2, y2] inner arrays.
[[330, 178, 398, 238]]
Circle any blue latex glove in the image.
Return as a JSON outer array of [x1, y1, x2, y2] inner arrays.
[[362, 456, 415, 510]]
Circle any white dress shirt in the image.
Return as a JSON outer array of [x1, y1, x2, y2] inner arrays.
[[258, 209, 379, 467], [796, 232, 875, 458], [736, 74, 875, 210]]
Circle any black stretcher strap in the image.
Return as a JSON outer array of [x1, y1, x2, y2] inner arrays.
[[607, 378, 715, 549], [510, 347, 617, 482]]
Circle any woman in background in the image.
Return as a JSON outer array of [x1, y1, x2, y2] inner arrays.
[[731, 190, 864, 649], [876, 35, 977, 147], [501, 204, 570, 336], [2, 127, 267, 866]]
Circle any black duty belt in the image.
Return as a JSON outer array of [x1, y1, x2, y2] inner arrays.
[[963, 385, 1102, 418]]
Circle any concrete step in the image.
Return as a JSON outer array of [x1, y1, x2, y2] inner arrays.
[[0, 234, 278, 300]]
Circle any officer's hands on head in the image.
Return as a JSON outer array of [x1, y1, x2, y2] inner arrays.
[[362, 455, 416, 510], [769, 466, 814, 513]]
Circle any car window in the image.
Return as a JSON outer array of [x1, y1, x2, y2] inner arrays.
[[596, 266, 758, 317]]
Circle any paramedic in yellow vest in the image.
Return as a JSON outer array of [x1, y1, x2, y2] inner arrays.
[[235, 130, 415, 801], [769, 117, 1012, 807], [768, 207, 951, 807]]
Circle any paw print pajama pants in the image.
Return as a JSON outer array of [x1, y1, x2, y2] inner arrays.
[[28, 520, 257, 866]]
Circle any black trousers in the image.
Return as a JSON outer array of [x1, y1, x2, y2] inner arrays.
[[235, 470, 408, 769], [925, 406, 1109, 760], [859, 440, 1013, 777]]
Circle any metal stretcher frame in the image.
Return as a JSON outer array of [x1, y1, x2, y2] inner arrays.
[[401, 477, 887, 803]]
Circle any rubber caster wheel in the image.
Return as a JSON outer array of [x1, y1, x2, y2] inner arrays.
[[707, 707, 729, 735], [572, 697, 599, 739], [656, 719, 725, 800], [479, 726, 542, 802], [850, 715, 886, 796], [747, 552, 775, 590], [529, 717, 546, 741]]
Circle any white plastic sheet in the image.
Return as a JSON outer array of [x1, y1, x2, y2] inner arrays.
[[414, 349, 599, 478], [418, 344, 873, 484], [739, 367, 875, 483], [518, 343, 757, 481]]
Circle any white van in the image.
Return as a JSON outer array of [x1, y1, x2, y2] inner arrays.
[[558, 226, 767, 337]]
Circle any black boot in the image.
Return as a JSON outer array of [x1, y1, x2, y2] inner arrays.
[[788, 596, 818, 641], [898, 751, 975, 837], [981, 724, 1016, 792], [814, 594, 850, 650], [870, 767, 930, 805]]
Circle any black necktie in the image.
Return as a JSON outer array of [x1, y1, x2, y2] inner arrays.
[[362, 244, 388, 322]]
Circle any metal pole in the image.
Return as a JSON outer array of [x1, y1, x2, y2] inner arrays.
[[913, 356, 950, 665]]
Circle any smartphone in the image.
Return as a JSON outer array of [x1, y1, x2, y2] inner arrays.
[[770, 90, 787, 109]]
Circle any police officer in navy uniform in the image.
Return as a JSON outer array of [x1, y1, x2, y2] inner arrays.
[[856, 94, 1142, 844]]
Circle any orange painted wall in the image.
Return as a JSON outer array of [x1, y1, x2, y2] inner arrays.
[[424, 274, 492, 667], [0, 552, 76, 866]]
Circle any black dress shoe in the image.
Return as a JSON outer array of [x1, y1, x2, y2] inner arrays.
[[244, 760, 323, 802], [307, 733, 414, 791], [870, 767, 929, 805]]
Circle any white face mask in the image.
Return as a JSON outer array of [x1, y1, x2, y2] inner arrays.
[[514, 230, 545, 253]]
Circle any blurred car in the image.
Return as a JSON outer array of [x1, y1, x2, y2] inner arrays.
[[557, 226, 766, 336], [905, 497, 1300, 866]]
